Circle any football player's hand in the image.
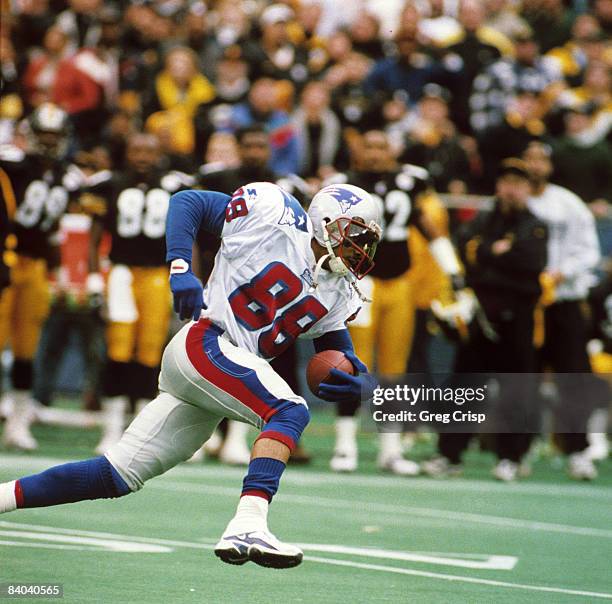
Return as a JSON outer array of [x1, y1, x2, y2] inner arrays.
[[169, 260, 204, 321], [317, 352, 378, 402]]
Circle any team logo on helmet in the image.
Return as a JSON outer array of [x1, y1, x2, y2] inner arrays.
[[324, 185, 363, 213], [278, 191, 308, 233]]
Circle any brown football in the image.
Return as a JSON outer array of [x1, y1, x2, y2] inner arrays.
[[306, 350, 355, 396]]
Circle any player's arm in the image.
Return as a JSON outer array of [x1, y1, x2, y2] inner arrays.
[[413, 189, 464, 287], [166, 189, 231, 320], [313, 329, 378, 402]]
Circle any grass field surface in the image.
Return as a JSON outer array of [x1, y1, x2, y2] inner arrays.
[[1, 409, 610, 603]]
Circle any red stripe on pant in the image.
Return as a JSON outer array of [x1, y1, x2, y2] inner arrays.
[[185, 320, 276, 421]]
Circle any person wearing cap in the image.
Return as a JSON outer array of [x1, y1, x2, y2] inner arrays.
[[523, 141, 603, 480], [423, 158, 548, 481]]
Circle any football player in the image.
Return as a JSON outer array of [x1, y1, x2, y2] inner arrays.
[[195, 123, 312, 465], [88, 133, 193, 453], [0, 182, 381, 570], [324, 129, 464, 474], [0, 103, 72, 450]]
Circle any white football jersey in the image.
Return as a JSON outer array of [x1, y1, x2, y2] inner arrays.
[[201, 182, 361, 359]]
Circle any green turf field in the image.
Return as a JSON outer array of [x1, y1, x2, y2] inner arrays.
[[1, 408, 611, 603]]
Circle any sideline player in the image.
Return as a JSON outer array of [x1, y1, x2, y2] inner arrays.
[[88, 133, 193, 453], [0, 103, 71, 450], [325, 130, 464, 474], [0, 182, 381, 569]]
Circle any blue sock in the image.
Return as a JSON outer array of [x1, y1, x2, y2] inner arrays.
[[16, 456, 131, 508], [241, 457, 286, 502]]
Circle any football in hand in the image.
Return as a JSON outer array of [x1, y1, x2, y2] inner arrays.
[[306, 350, 356, 396]]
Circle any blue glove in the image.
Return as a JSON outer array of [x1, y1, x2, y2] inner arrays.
[[317, 352, 378, 402], [169, 262, 204, 321]]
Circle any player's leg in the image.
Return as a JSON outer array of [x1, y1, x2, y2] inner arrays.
[[0, 279, 14, 421], [133, 266, 171, 410], [0, 391, 220, 513], [165, 319, 308, 568], [334, 276, 377, 472], [96, 265, 138, 454], [375, 273, 419, 475], [2, 257, 50, 450]]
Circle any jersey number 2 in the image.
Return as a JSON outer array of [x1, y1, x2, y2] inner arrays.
[[229, 262, 327, 357]]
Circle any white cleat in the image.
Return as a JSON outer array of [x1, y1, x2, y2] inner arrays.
[[330, 450, 358, 472], [585, 433, 609, 461], [2, 423, 38, 451], [568, 451, 598, 481], [378, 455, 420, 476], [214, 529, 303, 569], [492, 459, 519, 482], [421, 456, 463, 478], [1, 395, 39, 451]]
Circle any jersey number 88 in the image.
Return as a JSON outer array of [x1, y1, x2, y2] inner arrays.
[[117, 188, 170, 239]]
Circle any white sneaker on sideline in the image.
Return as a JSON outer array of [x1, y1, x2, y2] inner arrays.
[[568, 451, 598, 481], [492, 459, 519, 482], [330, 449, 358, 472], [378, 455, 420, 476], [421, 456, 463, 478], [1, 394, 39, 451]]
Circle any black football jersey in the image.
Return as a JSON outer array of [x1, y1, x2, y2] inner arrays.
[[331, 165, 431, 279], [0, 146, 71, 261], [102, 170, 194, 267]]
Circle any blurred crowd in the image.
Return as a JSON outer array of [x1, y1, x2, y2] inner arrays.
[[0, 0, 610, 198], [0, 0, 611, 479]]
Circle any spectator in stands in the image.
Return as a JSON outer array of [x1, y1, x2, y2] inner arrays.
[[485, 0, 531, 41], [244, 3, 310, 91], [469, 25, 561, 134], [348, 12, 386, 61], [546, 14, 609, 87], [230, 77, 299, 175], [55, 0, 103, 51], [551, 103, 612, 206], [521, 0, 575, 54], [292, 81, 341, 179], [12, 0, 55, 54], [143, 46, 215, 157], [594, 0, 612, 36], [364, 28, 446, 107], [442, 0, 510, 133], [399, 84, 471, 194], [479, 88, 546, 190]]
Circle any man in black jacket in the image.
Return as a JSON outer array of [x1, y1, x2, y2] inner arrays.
[[424, 158, 548, 481]]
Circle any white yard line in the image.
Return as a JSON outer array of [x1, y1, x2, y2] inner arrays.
[[304, 556, 612, 600], [1, 521, 610, 600]]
